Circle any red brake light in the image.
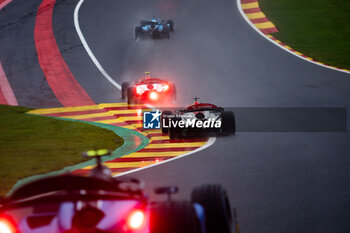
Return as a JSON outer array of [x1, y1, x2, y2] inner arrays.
[[127, 210, 145, 230], [163, 84, 169, 91], [136, 86, 142, 95], [0, 216, 16, 233], [149, 92, 158, 100]]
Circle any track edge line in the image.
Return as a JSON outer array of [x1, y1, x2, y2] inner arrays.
[[113, 137, 217, 177], [235, 0, 350, 75], [74, 0, 121, 90]]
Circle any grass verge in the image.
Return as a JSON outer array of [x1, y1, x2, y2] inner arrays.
[[259, 0, 350, 69], [0, 105, 123, 196]]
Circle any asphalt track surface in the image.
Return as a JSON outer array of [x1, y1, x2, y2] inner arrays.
[[1, 0, 350, 232], [0, 0, 61, 107]]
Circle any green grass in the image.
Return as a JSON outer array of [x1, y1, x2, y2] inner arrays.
[[259, 0, 350, 69], [0, 105, 123, 196]]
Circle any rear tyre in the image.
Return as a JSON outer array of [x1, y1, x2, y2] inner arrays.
[[127, 88, 135, 105], [221, 111, 236, 136], [168, 117, 183, 139], [121, 82, 130, 99], [169, 125, 182, 139], [170, 83, 177, 101], [161, 111, 172, 134], [167, 20, 174, 31], [191, 184, 233, 233], [150, 201, 200, 233]]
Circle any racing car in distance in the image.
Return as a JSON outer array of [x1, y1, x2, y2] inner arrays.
[[135, 16, 174, 39], [162, 98, 236, 139], [0, 150, 237, 233], [122, 72, 176, 105]]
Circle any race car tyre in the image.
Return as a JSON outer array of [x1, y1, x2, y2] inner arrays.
[[121, 82, 130, 99], [161, 111, 173, 134], [127, 88, 135, 105], [150, 201, 201, 233], [168, 117, 183, 139], [135, 26, 142, 40], [169, 125, 182, 139], [221, 111, 236, 135], [191, 184, 233, 233], [167, 20, 174, 31], [170, 83, 177, 100]]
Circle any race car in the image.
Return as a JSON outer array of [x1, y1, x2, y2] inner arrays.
[[0, 150, 237, 233], [121, 72, 176, 105], [162, 97, 236, 139], [135, 16, 174, 39]]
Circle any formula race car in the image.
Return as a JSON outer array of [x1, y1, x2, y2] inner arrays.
[[122, 72, 176, 105], [162, 98, 236, 139], [135, 16, 174, 39], [0, 150, 237, 233]]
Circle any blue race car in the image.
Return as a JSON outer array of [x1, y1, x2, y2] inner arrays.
[[135, 16, 174, 39]]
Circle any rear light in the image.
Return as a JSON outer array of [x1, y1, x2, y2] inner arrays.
[[136, 85, 148, 95], [149, 92, 158, 100], [127, 210, 145, 230], [136, 86, 142, 95], [0, 216, 16, 233], [163, 84, 169, 91]]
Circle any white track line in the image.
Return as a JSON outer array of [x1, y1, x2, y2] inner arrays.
[[73, 0, 216, 176], [74, 0, 121, 89], [236, 0, 350, 75], [114, 137, 217, 177]]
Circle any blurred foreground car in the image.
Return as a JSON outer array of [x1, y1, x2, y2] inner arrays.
[[122, 72, 176, 105], [162, 98, 236, 139], [135, 16, 174, 39], [0, 150, 236, 233]]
